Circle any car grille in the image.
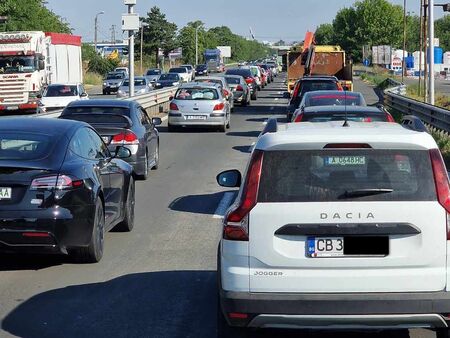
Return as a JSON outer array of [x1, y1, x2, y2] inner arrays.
[[0, 78, 28, 104]]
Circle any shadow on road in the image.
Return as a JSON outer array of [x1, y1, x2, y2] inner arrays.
[[0, 254, 67, 271], [232, 145, 252, 153], [226, 131, 261, 138], [169, 191, 236, 215]]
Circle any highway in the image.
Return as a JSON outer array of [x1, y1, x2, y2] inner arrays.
[[0, 75, 436, 338]]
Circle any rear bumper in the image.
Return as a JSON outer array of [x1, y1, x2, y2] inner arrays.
[[220, 289, 450, 329], [168, 114, 226, 126]]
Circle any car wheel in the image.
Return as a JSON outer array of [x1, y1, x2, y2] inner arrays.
[[241, 97, 248, 107], [168, 123, 177, 132], [72, 199, 105, 263], [152, 142, 159, 170], [136, 151, 149, 181], [251, 92, 257, 100], [103, 90, 107, 95], [115, 177, 135, 232], [226, 116, 231, 129], [217, 300, 249, 338], [219, 121, 226, 133], [437, 330, 449, 338]]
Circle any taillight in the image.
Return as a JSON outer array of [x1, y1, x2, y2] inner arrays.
[[292, 84, 300, 99], [223, 150, 264, 241], [324, 143, 372, 149], [385, 112, 395, 122], [430, 149, 450, 240], [111, 131, 139, 145], [294, 113, 304, 123], [245, 77, 254, 85], [223, 89, 230, 97], [31, 175, 83, 190], [337, 83, 344, 91], [236, 85, 244, 91], [213, 102, 225, 111], [170, 102, 179, 111], [363, 117, 373, 122]]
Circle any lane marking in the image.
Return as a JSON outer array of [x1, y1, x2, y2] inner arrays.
[[213, 192, 236, 219]]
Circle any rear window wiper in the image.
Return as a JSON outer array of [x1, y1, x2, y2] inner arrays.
[[339, 189, 394, 199]]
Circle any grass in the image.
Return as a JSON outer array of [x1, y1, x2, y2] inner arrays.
[[84, 72, 103, 86]]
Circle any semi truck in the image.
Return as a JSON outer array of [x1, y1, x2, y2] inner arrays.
[[0, 31, 82, 114], [287, 32, 353, 92], [204, 49, 224, 73]]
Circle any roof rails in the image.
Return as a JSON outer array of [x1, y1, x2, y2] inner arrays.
[[260, 118, 278, 136], [401, 115, 428, 133]]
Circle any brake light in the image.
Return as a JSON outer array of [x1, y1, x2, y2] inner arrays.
[[223, 89, 230, 97], [324, 143, 372, 149], [294, 113, 304, 123], [236, 85, 244, 91], [111, 131, 139, 145], [22, 232, 50, 238], [170, 102, 179, 111], [213, 102, 225, 111], [385, 112, 395, 123], [292, 84, 300, 99], [245, 77, 254, 85], [363, 117, 373, 122], [430, 149, 450, 240], [31, 175, 83, 190], [224, 150, 264, 241]]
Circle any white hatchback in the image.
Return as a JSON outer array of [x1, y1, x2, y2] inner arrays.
[[37, 83, 88, 114], [217, 120, 450, 338]]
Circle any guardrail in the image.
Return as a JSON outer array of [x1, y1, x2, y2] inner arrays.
[[31, 86, 178, 119], [383, 79, 450, 134]]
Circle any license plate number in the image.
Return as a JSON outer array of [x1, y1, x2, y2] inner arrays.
[[307, 237, 344, 258], [0, 187, 12, 200], [6, 106, 19, 110], [186, 115, 206, 120], [325, 156, 366, 166]]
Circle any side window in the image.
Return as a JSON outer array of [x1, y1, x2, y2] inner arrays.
[[86, 128, 109, 159], [139, 107, 151, 125], [79, 84, 85, 95], [69, 128, 97, 159]]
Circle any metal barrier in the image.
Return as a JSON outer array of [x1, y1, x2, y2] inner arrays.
[[383, 80, 450, 134], [31, 86, 178, 119]]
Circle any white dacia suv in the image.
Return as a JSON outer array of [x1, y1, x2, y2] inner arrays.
[[216, 120, 450, 338]]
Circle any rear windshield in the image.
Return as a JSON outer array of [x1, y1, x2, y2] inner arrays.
[[63, 107, 130, 116], [146, 69, 161, 75], [226, 69, 251, 77], [302, 111, 387, 122], [61, 114, 130, 128], [170, 68, 187, 73], [307, 94, 364, 107], [225, 77, 241, 85], [160, 74, 178, 80], [122, 79, 146, 86], [44, 85, 78, 97], [197, 79, 222, 86], [258, 150, 436, 202], [0, 133, 53, 161], [298, 81, 338, 97], [175, 88, 219, 100]]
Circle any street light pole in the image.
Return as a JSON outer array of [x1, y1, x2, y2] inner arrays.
[[140, 22, 148, 75], [429, 0, 435, 105], [94, 11, 104, 54], [195, 25, 201, 66], [402, 0, 407, 83]]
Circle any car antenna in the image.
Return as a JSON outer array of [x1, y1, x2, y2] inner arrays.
[[342, 87, 349, 127]]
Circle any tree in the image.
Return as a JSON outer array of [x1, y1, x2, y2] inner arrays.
[[333, 7, 360, 59], [178, 21, 205, 64], [436, 15, 450, 52], [141, 6, 177, 67], [274, 40, 286, 46], [315, 24, 335, 45], [405, 14, 421, 53], [0, 0, 70, 33]]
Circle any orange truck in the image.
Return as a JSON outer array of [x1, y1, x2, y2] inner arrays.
[[287, 32, 353, 92]]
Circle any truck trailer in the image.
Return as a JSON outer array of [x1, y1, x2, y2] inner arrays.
[[0, 31, 82, 114]]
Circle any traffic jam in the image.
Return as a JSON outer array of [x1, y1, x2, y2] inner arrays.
[[0, 5, 450, 338]]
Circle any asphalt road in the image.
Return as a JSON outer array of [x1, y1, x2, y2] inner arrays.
[[0, 75, 437, 338]]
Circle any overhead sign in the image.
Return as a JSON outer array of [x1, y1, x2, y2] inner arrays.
[[217, 46, 231, 58]]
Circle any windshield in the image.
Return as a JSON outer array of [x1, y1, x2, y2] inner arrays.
[[298, 81, 339, 97], [307, 94, 364, 107], [0, 132, 53, 160], [250, 67, 260, 76], [175, 88, 219, 100], [170, 68, 187, 73], [44, 85, 78, 97], [196, 65, 207, 70], [107, 73, 124, 80], [0, 56, 37, 74], [146, 69, 161, 75], [225, 77, 241, 85], [159, 74, 178, 81], [122, 79, 146, 87]]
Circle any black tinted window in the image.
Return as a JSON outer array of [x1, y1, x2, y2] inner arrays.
[[225, 77, 241, 85], [63, 107, 130, 117], [226, 69, 251, 77], [298, 81, 339, 97], [86, 129, 109, 159], [0, 133, 54, 160], [70, 128, 97, 159], [258, 150, 436, 202]]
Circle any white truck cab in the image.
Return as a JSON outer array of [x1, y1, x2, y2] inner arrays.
[[217, 120, 450, 337]]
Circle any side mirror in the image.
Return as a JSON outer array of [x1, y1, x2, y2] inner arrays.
[[152, 117, 162, 126], [80, 92, 88, 97], [169, 96, 174, 101], [38, 60, 45, 70], [36, 94, 42, 99], [113, 146, 132, 159], [217, 170, 242, 188]]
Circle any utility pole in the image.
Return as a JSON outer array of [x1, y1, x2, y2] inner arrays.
[[111, 25, 116, 45], [429, 0, 435, 105], [140, 22, 148, 75], [402, 0, 407, 83], [424, 0, 428, 103], [195, 25, 201, 66], [94, 11, 104, 54], [122, 0, 139, 98], [419, 0, 424, 97]]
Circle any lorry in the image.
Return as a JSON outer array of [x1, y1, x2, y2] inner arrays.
[[0, 31, 82, 114], [204, 49, 224, 73], [287, 32, 353, 93]]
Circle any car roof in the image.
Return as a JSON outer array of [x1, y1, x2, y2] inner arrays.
[[303, 106, 382, 114], [66, 99, 135, 109], [304, 90, 363, 97], [179, 82, 221, 89], [0, 117, 85, 136], [224, 74, 244, 79], [300, 76, 339, 82], [46, 83, 81, 86], [196, 76, 225, 82], [256, 122, 437, 151]]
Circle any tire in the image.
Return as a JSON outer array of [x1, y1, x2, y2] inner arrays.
[[219, 122, 226, 133], [152, 142, 159, 170], [72, 199, 105, 263], [103, 90, 107, 95], [437, 329, 449, 338], [115, 177, 135, 232], [217, 299, 248, 338], [257, 86, 261, 92], [251, 92, 257, 101], [168, 123, 176, 132], [241, 97, 248, 107], [136, 151, 149, 181], [226, 118, 230, 129]]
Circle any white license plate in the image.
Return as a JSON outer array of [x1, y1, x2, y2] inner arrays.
[[186, 115, 207, 120], [6, 106, 19, 110], [0, 187, 12, 200], [307, 237, 344, 257]]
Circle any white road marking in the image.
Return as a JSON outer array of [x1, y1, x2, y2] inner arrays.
[[213, 192, 236, 219]]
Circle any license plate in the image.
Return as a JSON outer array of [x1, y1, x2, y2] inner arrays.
[[325, 156, 366, 166], [101, 136, 110, 143], [307, 237, 344, 258], [0, 187, 12, 200], [186, 115, 207, 120], [6, 106, 18, 110]]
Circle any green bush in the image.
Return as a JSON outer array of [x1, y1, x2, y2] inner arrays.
[[87, 55, 119, 76]]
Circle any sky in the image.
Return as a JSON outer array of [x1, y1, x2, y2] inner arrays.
[[46, 0, 446, 43]]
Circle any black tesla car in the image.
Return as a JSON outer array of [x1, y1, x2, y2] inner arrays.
[[0, 118, 135, 263], [60, 100, 161, 180]]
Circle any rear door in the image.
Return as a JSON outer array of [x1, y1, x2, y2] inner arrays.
[[249, 149, 447, 293]]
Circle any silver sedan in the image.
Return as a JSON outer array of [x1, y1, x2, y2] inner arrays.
[[168, 83, 231, 132], [117, 77, 153, 98]]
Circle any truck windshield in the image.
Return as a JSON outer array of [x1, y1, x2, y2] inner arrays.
[[0, 56, 36, 74]]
